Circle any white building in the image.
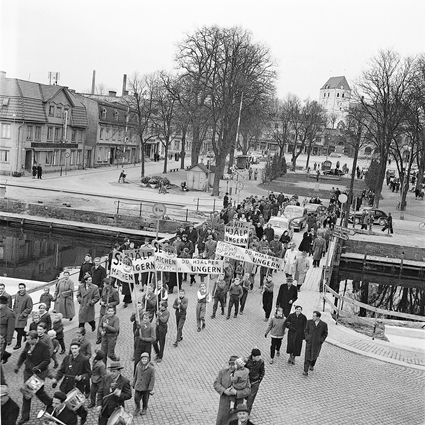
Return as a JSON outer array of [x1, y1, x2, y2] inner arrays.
[[319, 76, 351, 129]]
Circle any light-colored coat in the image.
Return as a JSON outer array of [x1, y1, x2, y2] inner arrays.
[[13, 291, 33, 328], [283, 249, 298, 275], [54, 277, 75, 319], [76, 283, 100, 323]]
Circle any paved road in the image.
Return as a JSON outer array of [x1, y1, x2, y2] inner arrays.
[[3, 273, 424, 425]]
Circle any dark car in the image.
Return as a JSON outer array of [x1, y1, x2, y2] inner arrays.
[[322, 169, 345, 176], [349, 208, 388, 226]]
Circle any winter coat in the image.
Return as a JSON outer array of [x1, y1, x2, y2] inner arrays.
[[17, 340, 51, 380], [56, 353, 92, 393], [76, 283, 100, 323], [283, 249, 298, 275], [304, 319, 328, 361], [13, 291, 33, 328], [91, 358, 106, 384], [285, 312, 307, 356], [78, 261, 94, 282], [54, 277, 75, 319], [312, 237, 326, 261], [0, 306, 15, 343], [133, 361, 155, 391], [276, 284, 298, 318], [294, 257, 310, 285], [97, 374, 132, 418]]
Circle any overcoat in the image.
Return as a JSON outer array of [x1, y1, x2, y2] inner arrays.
[[304, 319, 328, 361], [76, 283, 100, 323], [97, 373, 132, 419], [312, 237, 326, 261], [13, 291, 33, 328], [285, 312, 307, 356], [283, 249, 298, 275], [294, 257, 310, 285], [54, 277, 75, 319], [55, 353, 92, 393], [276, 284, 298, 318], [0, 306, 16, 343], [214, 366, 251, 425]]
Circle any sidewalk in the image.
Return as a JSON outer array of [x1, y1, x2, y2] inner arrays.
[[299, 264, 425, 371]]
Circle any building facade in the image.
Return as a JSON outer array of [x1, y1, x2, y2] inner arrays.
[[0, 72, 88, 176]]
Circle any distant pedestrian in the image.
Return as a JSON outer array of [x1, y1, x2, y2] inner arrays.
[[196, 282, 210, 331], [36, 164, 42, 179], [264, 307, 286, 364], [254, 169, 258, 180], [32, 165, 37, 179], [261, 276, 274, 321], [223, 192, 229, 208], [381, 212, 393, 234], [118, 169, 126, 183], [153, 301, 169, 363], [211, 274, 226, 318], [39, 287, 54, 311], [312, 235, 326, 268], [227, 278, 243, 319], [285, 305, 307, 365], [173, 289, 188, 347], [53, 271, 75, 320], [133, 352, 155, 416], [303, 311, 328, 376], [76, 276, 100, 331]]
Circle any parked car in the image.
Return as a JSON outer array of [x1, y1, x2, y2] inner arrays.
[[267, 216, 294, 239], [322, 168, 345, 176], [282, 205, 308, 231], [349, 208, 388, 226], [305, 203, 328, 215]]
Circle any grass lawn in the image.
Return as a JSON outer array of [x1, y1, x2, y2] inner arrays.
[[260, 171, 367, 199]]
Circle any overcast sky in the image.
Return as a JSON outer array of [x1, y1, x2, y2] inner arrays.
[[1, 0, 424, 100]]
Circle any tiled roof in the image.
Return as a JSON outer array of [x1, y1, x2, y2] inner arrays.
[[0, 77, 87, 126], [321, 76, 351, 91]]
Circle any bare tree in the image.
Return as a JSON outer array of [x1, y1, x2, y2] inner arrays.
[[176, 26, 276, 195], [125, 73, 156, 177], [353, 50, 416, 207]]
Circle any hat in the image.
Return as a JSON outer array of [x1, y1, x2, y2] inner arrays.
[[108, 361, 124, 370], [140, 352, 150, 359], [251, 348, 261, 357], [229, 355, 238, 364], [53, 391, 67, 402], [0, 385, 9, 397], [0, 296, 8, 305], [236, 404, 250, 413], [70, 339, 81, 347]]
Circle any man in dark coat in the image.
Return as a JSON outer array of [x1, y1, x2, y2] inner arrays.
[[96, 361, 132, 425], [276, 278, 298, 318], [0, 296, 15, 363], [91, 257, 107, 292], [285, 305, 307, 365], [46, 391, 78, 425], [14, 331, 52, 425], [303, 311, 328, 376], [214, 355, 251, 425], [51, 339, 90, 423], [0, 384, 20, 425], [78, 254, 95, 282], [0, 284, 13, 308]]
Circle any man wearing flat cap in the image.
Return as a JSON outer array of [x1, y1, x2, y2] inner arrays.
[[97, 361, 132, 425], [45, 391, 78, 425], [214, 355, 251, 425], [228, 403, 256, 425]]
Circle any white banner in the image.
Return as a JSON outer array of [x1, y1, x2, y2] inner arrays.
[[224, 221, 251, 246], [177, 258, 223, 274], [216, 241, 283, 271]]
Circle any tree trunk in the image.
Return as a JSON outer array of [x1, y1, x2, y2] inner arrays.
[[180, 126, 187, 169], [241, 133, 249, 155], [191, 124, 201, 166], [163, 140, 169, 173], [373, 152, 388, 208], [228, 146, 235, 173], [140, 137, 145, 177], [399, 179, 409, 219], [305, 140, 313, 170], [212, 154, 226, 196]]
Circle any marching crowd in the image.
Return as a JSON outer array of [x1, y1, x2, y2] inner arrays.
[[0, 190, 339, 425]]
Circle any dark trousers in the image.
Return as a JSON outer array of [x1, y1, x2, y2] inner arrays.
[[270, 337, 282, 359], [134, 390, 150, 410], [227, 295, 240, 317], [304, 358, 317, 372], [175, 313, 186, 342], [79, 320, 95, 329], [212, 295, 225, 317], [15, 328, 26, 346], [240, 290, 248, 312], [262, 291, 273, 319], [90, 381, 100, 405], [21, 380, 52, 421], [101, 333, 118, 361], [153, 324, 167, 360], [246, 380, 260, 412], [57, 337, 65, 351]]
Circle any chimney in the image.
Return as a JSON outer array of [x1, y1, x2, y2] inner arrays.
[[122, 74, 127, 97], [91, 70, 96, 94], [109, 91, 116, 97], [0, 71, 6, 79]]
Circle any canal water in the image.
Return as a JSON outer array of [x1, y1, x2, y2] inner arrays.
[[0, 224, 149, 282]]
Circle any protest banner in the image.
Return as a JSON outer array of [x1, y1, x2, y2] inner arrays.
[[177, 258, 223, 274], [155, 252, 178, 272], [224, 221, 251, 246], [216, 241, 283, 271], [110, 257, 135, 283]]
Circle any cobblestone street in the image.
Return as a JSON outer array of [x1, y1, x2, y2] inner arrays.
[[2, 273, 424, 425]]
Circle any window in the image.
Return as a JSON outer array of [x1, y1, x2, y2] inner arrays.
[[56, 106, 62, 118], [105, 128, 110, 140], [52, 150, 59, 165], [47, 127, 53, 141], [97, 147, 103, 162], [77, 130, 82, 142], [174, 140, 180, 150], [35, 126, 41, 141], [114, 110, 119, 121], [1, 123, 11, 138], [323, 93, 326, 98], [101, 108, 107, 119], [45, 151, 52, 165], [70, 150, 76, 165], [100, 128, 104, 139], [26, 125, 33, 141], [112, 128, 116, 141], [48, 105, 55, 116], [0, 150, 9, 162], [77, 150, 82, 165], [118, 130, 122, 141], [54, 127, 61, 141], [71, 129, 76, 142]]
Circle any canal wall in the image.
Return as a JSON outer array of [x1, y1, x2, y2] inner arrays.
[[0, 199, 185, 234]]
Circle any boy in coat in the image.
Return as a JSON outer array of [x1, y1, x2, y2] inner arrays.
[[13, 283, 33, 350], [133, 352, 155, 416]]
